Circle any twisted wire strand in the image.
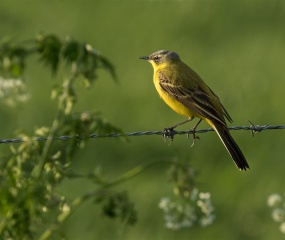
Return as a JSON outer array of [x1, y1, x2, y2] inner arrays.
[[0, 124, 284, 145]]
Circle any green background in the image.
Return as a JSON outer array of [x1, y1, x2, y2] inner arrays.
[[1, 0, 285, 239]]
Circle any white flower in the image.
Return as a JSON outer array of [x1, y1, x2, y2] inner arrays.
[[200, 214, 215, 227], [199, 192, 211, 200], [272, 208, 285, 222], [268, 194, 282, 207], [280, 222, 285, 234], [0, 77, 29, 106], [159, 197, 171, 210], [159, 188, 215, 230]]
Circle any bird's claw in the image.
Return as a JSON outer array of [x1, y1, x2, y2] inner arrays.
[[187, 131, 200, 147], [190, 135, 200, 147], [162, 128, 177, 143]]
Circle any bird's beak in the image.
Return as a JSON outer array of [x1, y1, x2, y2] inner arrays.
[[139, 56, 149, 61]]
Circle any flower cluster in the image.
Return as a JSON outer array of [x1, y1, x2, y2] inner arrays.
[[159, 188, 215, 230], [267, 193, 285, 234], [0, 77, 29, 106]]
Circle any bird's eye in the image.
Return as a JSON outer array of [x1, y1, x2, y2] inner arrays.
[[153, 55, 160, 62]]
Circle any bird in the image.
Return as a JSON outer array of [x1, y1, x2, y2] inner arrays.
[[140, 50, 249, 170]]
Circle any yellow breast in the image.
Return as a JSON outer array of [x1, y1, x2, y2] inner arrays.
[[153, 71, 195, 118]]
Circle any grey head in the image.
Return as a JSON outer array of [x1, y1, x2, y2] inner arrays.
[[139, 50, 180, 65]]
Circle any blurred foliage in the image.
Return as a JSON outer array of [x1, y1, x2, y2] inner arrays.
[[0, 40, 28, 77], [159, 163, 215, 230], [0, 34, 131, 239], [96, 191, 137, 226]]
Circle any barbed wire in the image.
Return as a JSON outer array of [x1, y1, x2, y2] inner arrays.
[[0, 123, 284, 145]]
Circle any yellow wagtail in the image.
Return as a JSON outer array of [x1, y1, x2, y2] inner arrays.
[[140, 50, 249, 171]]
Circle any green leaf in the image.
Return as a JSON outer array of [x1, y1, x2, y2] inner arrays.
[[37, 34, 62, 74]]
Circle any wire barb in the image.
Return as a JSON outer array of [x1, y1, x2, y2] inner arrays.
[[248, 120, 267, 137], [0, 123, 284, 145]]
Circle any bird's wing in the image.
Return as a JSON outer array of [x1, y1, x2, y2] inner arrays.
[[158, 71, 231, 125]]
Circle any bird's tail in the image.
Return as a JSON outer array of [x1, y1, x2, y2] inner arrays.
[[207, 120, 250, 170]]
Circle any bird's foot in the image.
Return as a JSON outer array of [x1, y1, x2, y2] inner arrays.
[[187, 130, 201, 147], [162, 127, 177, 144]]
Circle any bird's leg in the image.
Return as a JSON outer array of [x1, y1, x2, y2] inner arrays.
[[169, 117, 194, 129], [187, 118, 202, 147], [162, 117, 194, 142]]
